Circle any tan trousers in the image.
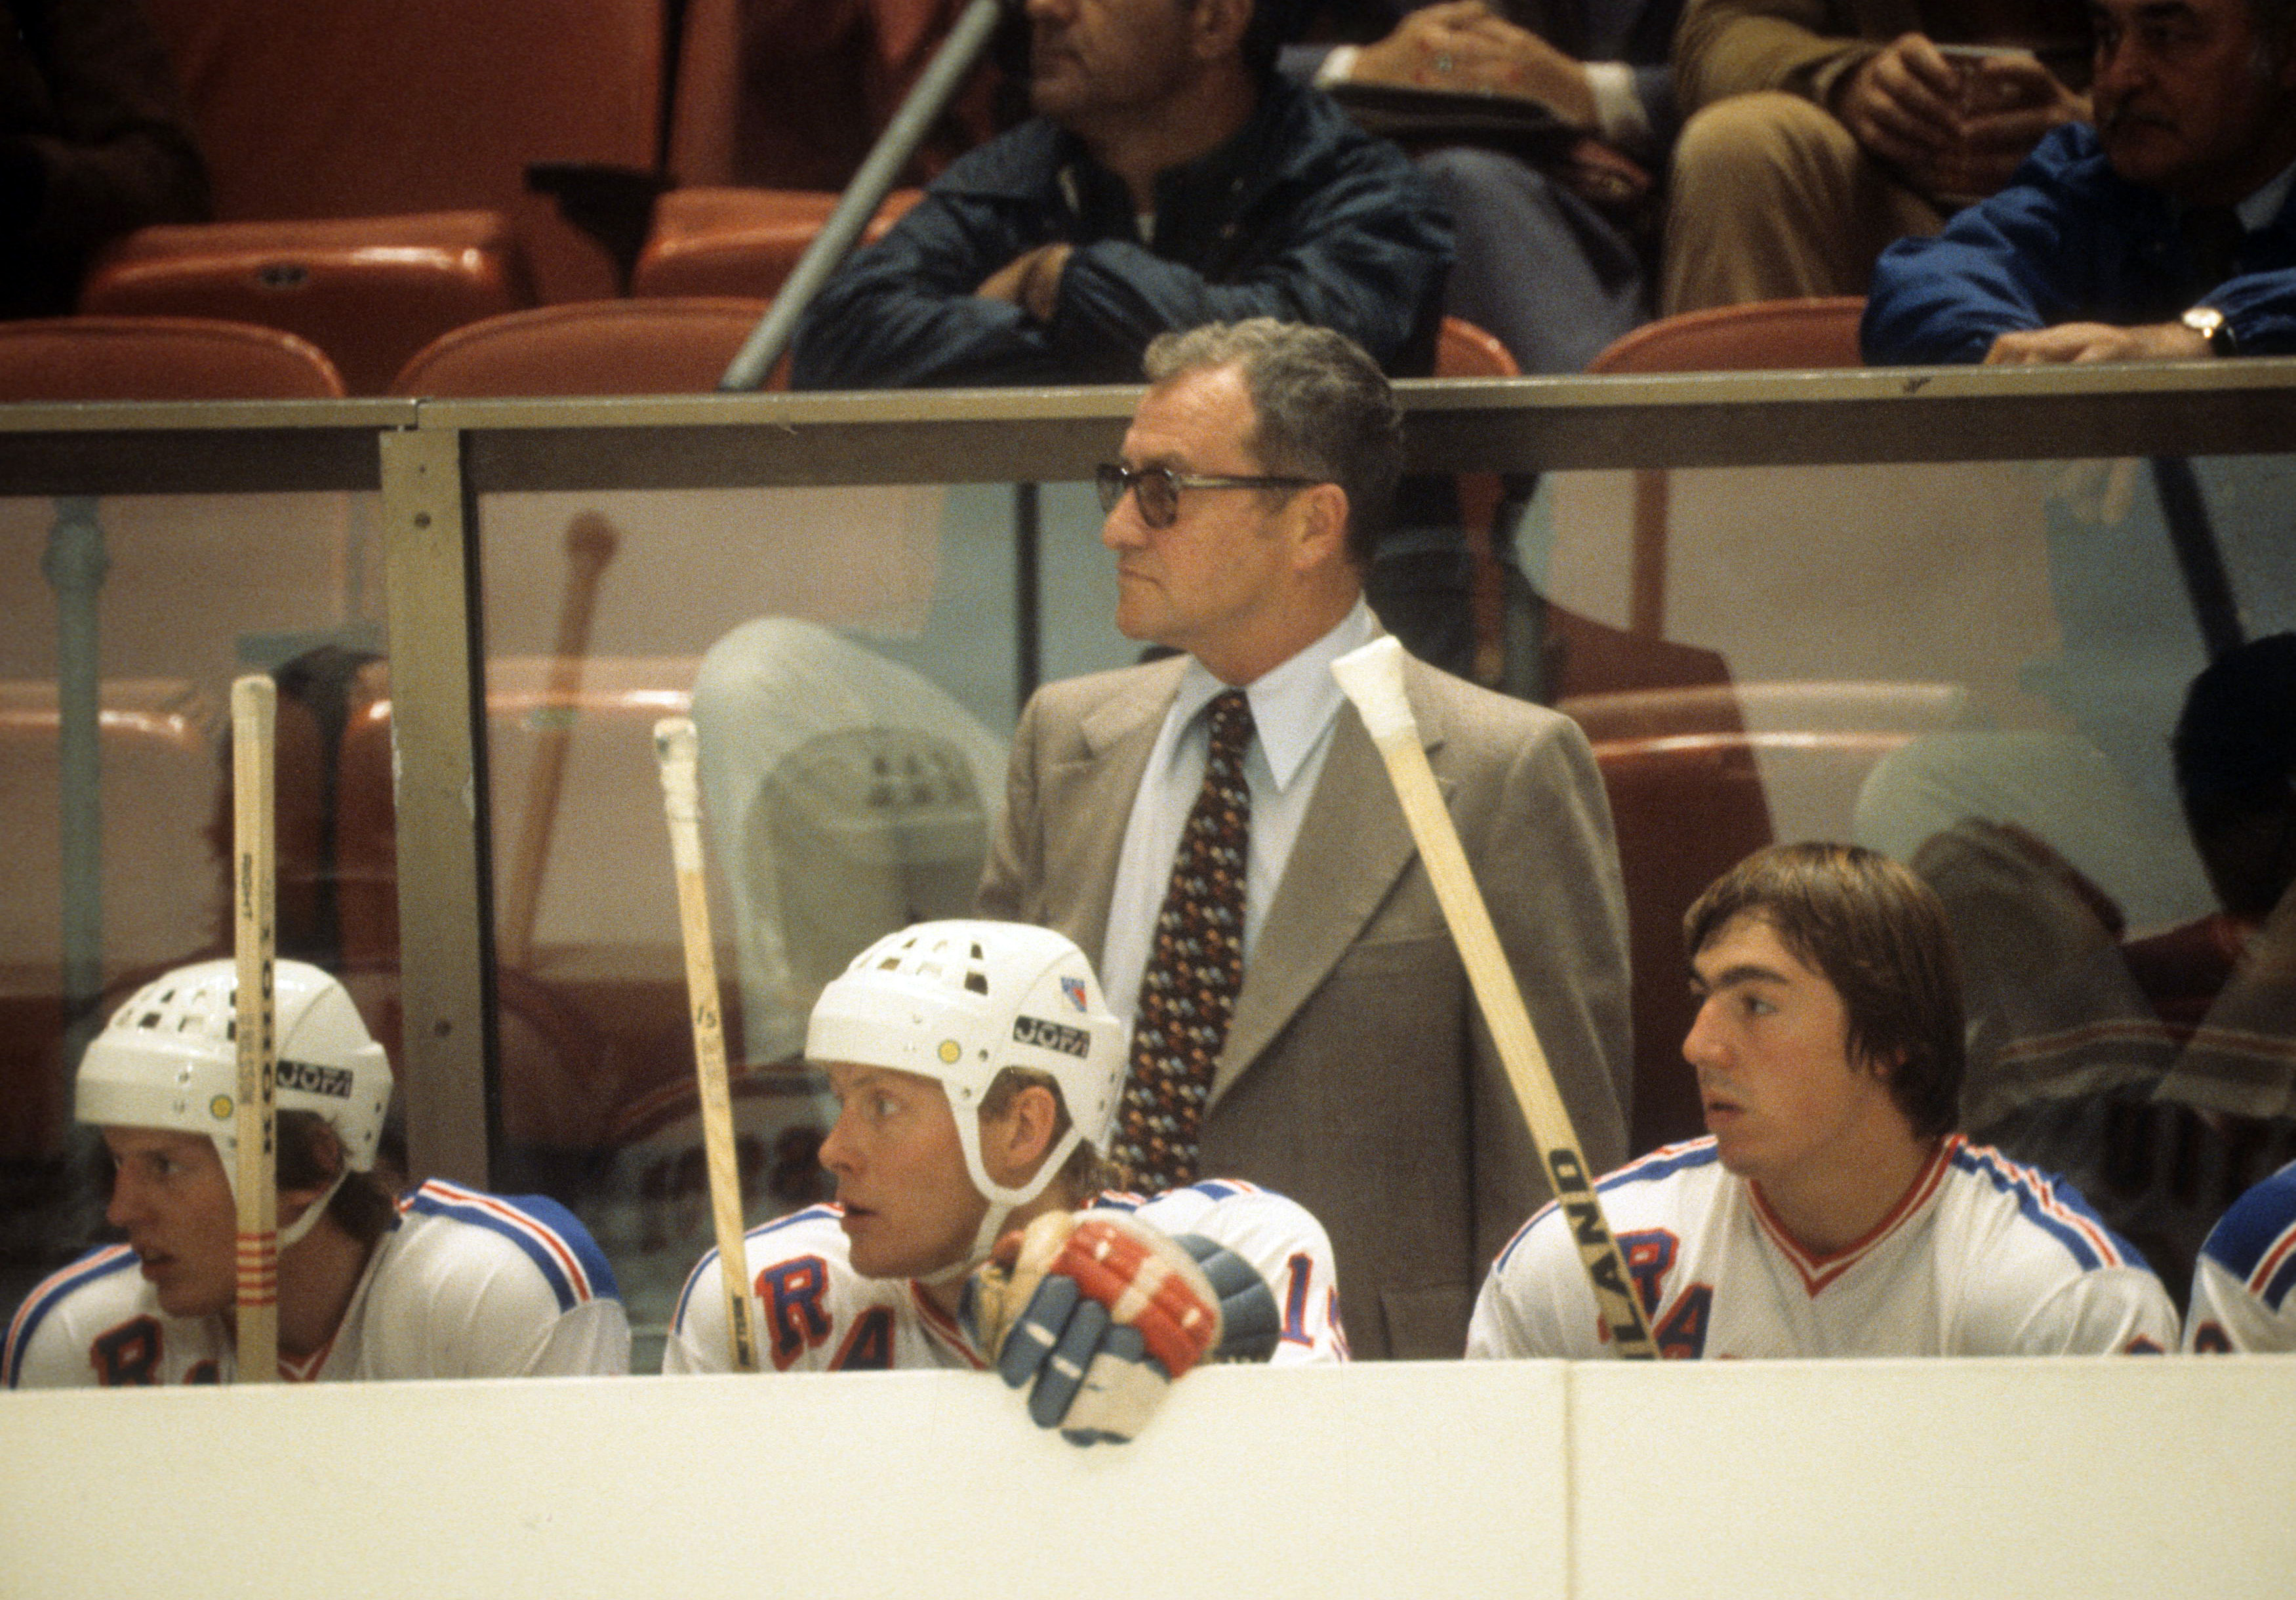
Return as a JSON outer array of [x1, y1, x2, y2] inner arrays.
[[1660, 92, 1949, 314]]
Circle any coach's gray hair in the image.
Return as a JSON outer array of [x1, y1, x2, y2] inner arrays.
[[1142, 319, 1401, 569]]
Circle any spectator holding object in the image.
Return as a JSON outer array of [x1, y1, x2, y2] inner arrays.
[[1662, 0, 2093, 311], [1863, 0, 2296, 362], [1469, 843, 2178, 1359], [4, 960, 631, 1385], [660, 919, 1343, 1446], [1283, 0, 1686, 372]]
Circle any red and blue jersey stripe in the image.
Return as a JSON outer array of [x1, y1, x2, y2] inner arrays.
[[4, 1245, 139, 1387], [2200, 1162, 2296, 1313], [403, 1181, 618, 1313], [1949, 1140, 2145, 1274]]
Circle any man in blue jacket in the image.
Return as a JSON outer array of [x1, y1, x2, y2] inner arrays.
[[790, 0, 1455, 387], [1863, 0, 2296, 364]]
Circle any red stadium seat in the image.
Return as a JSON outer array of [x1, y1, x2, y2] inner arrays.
[[75, 0, 671, 390], [389, 298, 778, 397], [81, 216, 531, 397], [0, 316, 344, 401], [630, 188, 925, 300]]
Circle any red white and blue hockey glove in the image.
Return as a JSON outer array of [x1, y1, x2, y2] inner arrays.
[[963, 1210, 1279, 1445]]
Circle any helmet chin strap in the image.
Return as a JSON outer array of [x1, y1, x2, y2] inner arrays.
[[920, 1126, 1087, 1286], [277, 1169, 349, 1249]]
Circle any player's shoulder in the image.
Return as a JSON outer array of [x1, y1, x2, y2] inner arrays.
[[1493, 1139, 1725, 1277], [394, 1179, 620, 1312], [1108, 1177, 1327, 1241], [4, 1244, 142, 1385], [2198, 1158, 2296, 1294], [670, 1203, 852, 1328], [1941, 1139, 2152, 1277]]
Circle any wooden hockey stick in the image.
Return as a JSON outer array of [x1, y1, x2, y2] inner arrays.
[[230, 674, 280, 1381], [1331, 638, 1657, 1359], [655, 716, 761, 1371], [499, 512, 618, 972]]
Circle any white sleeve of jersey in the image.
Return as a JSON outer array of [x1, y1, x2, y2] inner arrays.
[[1466, 1205, 1602, 1359], [1994, 1265, 2181, 1355], [379, 1187, 632, 1377], [1121, 1180, 1348, 1363], [2185, 1243, 2296, 1353]]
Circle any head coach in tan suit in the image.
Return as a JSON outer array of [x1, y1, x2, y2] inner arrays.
[[977, 318, 1632, 1359]]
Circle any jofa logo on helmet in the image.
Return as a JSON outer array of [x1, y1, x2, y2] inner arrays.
[[1012, 1014, 1089, 1058], [276, 1058, 353, 1099]]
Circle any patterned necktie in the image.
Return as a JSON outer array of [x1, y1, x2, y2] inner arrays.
[[1114, 689, 1253, 1193]]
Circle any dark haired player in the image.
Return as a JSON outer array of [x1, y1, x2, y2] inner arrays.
[[1470, 843, 2177, 1359]]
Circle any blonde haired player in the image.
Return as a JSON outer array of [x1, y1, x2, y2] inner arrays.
[[662, 919, 1344, 1442], [1470, 844, 2178, 1360], [6, 959, 629, 1385]]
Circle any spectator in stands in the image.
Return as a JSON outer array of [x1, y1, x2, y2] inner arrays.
[[788, 0, 1472, 670], [1661, 0, 2090, 312], [1470, 842, 2180, 1359], [1863, 0, 2296, 363], [677, 0, 1009, 192], [788, 0, 1454, 387], [1280, 0, 1683, 373], [1, 0, 211, 318]]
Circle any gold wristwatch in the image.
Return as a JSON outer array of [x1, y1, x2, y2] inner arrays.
[[2181, 305, 2236, 356]]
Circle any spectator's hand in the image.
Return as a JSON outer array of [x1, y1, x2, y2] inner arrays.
[[975, 243, 1072, 322], [1351, 0, 1596, 127], [1933, 56, 2085, 196], [1984, 321, 2213, 364], [1834, 33, 1964, 189]]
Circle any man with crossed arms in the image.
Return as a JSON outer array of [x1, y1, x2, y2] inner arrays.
[[978, 317, 1632, 1360]]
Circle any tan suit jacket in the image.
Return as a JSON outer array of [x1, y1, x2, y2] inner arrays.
[[978, 650, 1633, 1359]]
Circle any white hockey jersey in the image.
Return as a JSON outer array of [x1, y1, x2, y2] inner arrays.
[[2186, 1159, 2296, 1352], [5, 1179, 630, 1385], [662, 1178, 1347, 1374], [1468, 1135, 2177, 1359]]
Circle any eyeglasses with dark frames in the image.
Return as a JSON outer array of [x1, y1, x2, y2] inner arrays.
[[1095, 462, 1321, 529]]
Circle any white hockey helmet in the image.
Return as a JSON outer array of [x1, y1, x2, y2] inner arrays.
[[807, 920, 1124, 1263], [77, 957, 395, 1195]]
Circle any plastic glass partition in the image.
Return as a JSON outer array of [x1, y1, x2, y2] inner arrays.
[[5, 367, 2294, 1366]]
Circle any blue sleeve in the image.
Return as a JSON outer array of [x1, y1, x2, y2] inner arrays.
[[1046, 148, 1451, 379], [1862, 127, 2130, 365], [2207, 267, 2296, 356], [789, 184, 1070, 389]]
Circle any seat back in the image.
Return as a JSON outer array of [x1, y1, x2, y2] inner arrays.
[[388, 298, 775, 396], [1430, 316, 1521, 687], [0, 316, 344, 400], [630, 187, 925, 300], [138, 0, 664, 306], [1587, 297, 1867, 375]]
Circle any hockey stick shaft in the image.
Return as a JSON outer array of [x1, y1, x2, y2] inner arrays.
[[1332, 638, 1657, 1359], [230, 675, 280, 1380], [500, 512, 618, 970], [654, 716, 761, 1372]]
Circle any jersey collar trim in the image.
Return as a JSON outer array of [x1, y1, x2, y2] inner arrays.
[[1750, 1135, 1957, 1297]]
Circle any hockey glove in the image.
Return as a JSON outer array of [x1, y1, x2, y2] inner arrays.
[[962, 1210, 1279, 1444]]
